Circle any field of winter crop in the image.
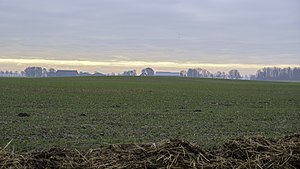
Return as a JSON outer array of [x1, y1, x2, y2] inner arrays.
[[0, 77, 299, 151]]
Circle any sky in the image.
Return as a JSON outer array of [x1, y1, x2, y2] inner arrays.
[[0, 0, 299, 75]]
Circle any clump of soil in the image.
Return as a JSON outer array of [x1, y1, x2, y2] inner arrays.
[[17, 113, 30, 117], [1, 134, 299, 169]]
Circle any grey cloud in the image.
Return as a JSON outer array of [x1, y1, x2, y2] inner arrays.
[[0, 0, 299, 65]]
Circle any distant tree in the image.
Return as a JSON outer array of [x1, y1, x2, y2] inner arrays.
[[187, 68, 197, 77], [42, 68, 48, 77], [0, 70, 22, 77], [214, 71, 222, 78], [24, 67, 43, 77], [180, 70, 187, 77], [287, 67, 293, 79], [187, 68, 212, 78], [21, 71, 25, 77], [255, 67, 300, 81], [222, 72, 227, 79], [47, 68, 56, 77], [256, 69, 264, 80], [228, 69, 242, 79], [9, 71, 13, 76], [293, 67, 300, 80], [122, 70, 137, 76], [140, 68, 155, 76], [12, 71, 19, 77]]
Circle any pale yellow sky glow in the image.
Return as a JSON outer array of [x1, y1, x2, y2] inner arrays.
[[1, 58, 299, 75]]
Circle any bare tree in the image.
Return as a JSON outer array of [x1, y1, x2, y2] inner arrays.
[[122, 70, 137, 76], [24, 67, 43, 77], [180, 70, 187, 77], [140, 68, 155, 76], [228, 69, 242, 79], [47, 68, 56, 77], [187, 68, 212, 78], [255, 67, 300, 81]]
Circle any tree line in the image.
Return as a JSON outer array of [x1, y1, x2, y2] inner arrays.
[[181, 67, 300, 80], [254, 67, 300, 81], [0, 70, 24, 77], [179, 68, 242, 79], [0, 66, 299, 81]]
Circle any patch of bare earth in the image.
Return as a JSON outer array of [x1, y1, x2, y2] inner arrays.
[[1, 134, 299, 169]]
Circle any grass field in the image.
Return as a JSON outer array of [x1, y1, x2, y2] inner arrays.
[[0, 77, 299, 151]]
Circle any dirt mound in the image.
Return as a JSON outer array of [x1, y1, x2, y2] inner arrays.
[[1, 134, 299, 169], [214, 134, 300, 168]]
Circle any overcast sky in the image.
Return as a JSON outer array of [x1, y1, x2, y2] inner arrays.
[[0, 0, 299, 74]]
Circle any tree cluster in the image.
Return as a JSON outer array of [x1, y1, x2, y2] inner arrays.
[[122, 70, 137, 76], [254, 67, 300, 81], [140, 68, 155, 76], [186, 68, 213, 78], [24, 67, 47, 77], [183, 68, 242, 79], [0, 71, 24, 77]]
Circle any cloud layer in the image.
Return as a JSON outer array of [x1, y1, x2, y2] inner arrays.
[[0, 0, 299, 72]]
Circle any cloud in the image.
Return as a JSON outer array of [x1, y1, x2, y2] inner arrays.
[[0, 0, 299, 70]]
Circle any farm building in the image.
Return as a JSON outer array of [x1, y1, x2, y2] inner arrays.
[[155, 72, 180, 77], [55, 70, 78, 77]]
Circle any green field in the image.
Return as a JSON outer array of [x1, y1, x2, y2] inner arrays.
[[0, 77, 299, 151]]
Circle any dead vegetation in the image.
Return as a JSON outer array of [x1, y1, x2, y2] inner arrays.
[[1, 134, 299, 169]]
